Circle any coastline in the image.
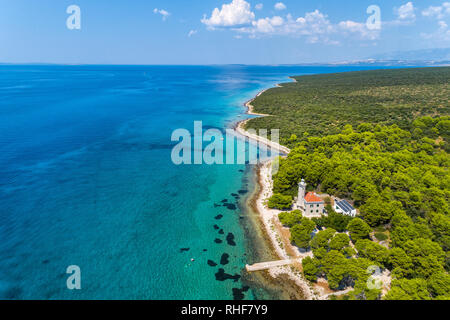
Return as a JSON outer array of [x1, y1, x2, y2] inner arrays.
[[234, 87, 291, 155], [234, 83, 322, 300]]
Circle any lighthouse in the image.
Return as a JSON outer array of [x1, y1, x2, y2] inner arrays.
[[297, 179, 307, 209]]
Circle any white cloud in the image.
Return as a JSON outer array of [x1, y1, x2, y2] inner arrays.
[[274, 2, 287, 11], [338, 20, 379, 41], [395, 2, 416, 21], [201, 0, 255, 28], [422, 2, 450, 19], [421, 2, 450, 42], [153, 8, 170, 21], [237, 10, 369, 44], [202, 3, 378, 44], [251, 16, 284, 33], [255, 3, 263, 10], [188, 30, 198, 37]]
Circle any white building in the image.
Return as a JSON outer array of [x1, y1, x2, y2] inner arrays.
[[297, 179, 324, 217], [334, 199, 357, 217]]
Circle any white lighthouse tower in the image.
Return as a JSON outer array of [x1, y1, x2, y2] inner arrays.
[[297, 179, 307, 210]]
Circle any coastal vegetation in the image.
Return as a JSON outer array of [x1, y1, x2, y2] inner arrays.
[[257, 68, 450, 300], [246, 67, 450, 148]]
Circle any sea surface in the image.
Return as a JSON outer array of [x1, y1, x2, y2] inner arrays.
[[0, 65, 391, 300]]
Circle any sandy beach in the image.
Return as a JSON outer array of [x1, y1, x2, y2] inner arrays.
[[235, 86, 323, 300], [235, 88, 291, 155], [253, 160, 319, 300]]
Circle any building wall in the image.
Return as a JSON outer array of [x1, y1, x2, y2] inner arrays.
[[305, 202, 324, 217]]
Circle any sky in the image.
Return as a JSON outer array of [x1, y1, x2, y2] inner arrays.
[[0, 0, 449, 64]]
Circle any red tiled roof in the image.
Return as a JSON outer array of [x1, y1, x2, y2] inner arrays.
[[304, 192, 323, 203]]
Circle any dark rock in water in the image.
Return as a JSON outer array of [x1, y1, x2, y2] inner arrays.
[[226, 233, 236, 246], [215, 268, 241, 282], [221, 199, 228, 203], [207, 260, 218, 267], [220, 253, 230, 265], [231, 193, 240, 198], [214, 238, 223, 244], [180, 248, 190, 253], [224, 203, 237, 210], [238, 190, 248, 195], [42, 260, 50, 264], [213, 225, 220, 230], [218, 229, 224, 235], [232, 285, 250, 300], [245, 161, 250, 165], [239, 216, 244, 220], [214, 203, 221, 208], [239, 169, 244, 173], [214, 214, 223, 220], [203, 249, 208, 252], [232, 288, 245, 300]]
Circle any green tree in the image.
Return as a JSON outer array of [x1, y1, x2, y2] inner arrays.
[[355, 239, 389, 267], [310, 228, 336, 250], [329, 233, 350, 251], [302, 257, 320, 281], [291, 218, 316, 249], [278, 210, 303, 227], [385, 279, 431, 300], [268, 193, 292, 210], [388, 247, 413, 271], [427, 273, 450, 299], [347, 218, 371, 241]]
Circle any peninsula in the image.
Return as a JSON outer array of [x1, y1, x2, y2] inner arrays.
[[240, 67, 450, 300]]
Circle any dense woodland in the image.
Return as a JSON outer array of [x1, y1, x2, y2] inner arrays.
[[246, 67, 450, 149], [256, 68, 450, 300]]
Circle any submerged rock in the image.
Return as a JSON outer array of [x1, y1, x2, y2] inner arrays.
[[223, 203, 237, 210], [220, 253, 230, 265], [215, 268, 241, 282], [207, 260, 218, 267], [226, 233, 236, 246]]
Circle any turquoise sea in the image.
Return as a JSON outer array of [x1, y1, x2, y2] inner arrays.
[[0, 65, 388, 300]]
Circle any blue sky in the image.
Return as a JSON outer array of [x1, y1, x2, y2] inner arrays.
[[0, 0, 449, 64]]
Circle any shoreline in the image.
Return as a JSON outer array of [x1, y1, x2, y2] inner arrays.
[[234, 86, 291, 155], [234, 82, 321, 300], [250, 160, 319, 300]]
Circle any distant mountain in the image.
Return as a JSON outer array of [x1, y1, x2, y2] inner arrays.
[[320, 48, 450, 67], [370, 48, 450, 61], [327, 59, 450, 67]]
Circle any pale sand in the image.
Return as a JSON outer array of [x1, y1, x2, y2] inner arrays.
[[235, 88, 291, 155], [255, 160, 320, 300], [234, 85, 319, 299]]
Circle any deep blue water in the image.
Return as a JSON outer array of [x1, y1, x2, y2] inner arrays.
[[0, 65, 391, 300]]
